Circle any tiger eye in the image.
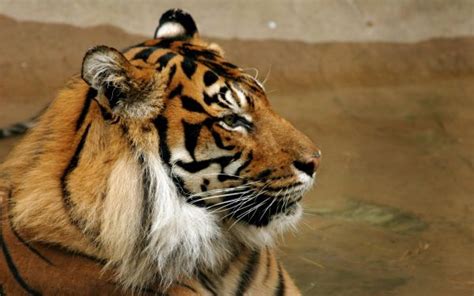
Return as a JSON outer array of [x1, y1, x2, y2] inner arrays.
[[222, 114, 237, 127]]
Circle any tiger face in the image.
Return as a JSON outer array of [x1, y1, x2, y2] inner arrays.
[[163, 68, 321, 229], [82, 10, 320, 242]]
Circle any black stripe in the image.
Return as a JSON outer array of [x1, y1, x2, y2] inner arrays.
[[211, 130, 234, 150], [246, 95, 255, 109], [235, 250, 260, 296], [275, 263, 286, 296], [226, 82, 241, 107], [256, 169, 272, 179], [0, 203, 42, 295], [153, 116, 192, 198], [200, 60, 231, 77], [142, 287, 167, 296], [76, 88, 96, 131], [222, 61, 238, 69], [218, 86, 234, 107], [60, 124, 92, 234], [133, 47, 158, 61], [167, 64, 177, 86], [156, 52, 177, 70], [172, 175, 193, 199], [153, 114, 195, 197], [235, 151, 253, 176], [9, 220, 53, 266], [156, 38, 175, 49], [176, 159, 211, 173], [182, 120, 202, 160], [197, 272, 218, 296], [153, 116, 171, 165], [181, 96, 207, 114], [181, 57, 197, 79], [203, 70, 219, 86], [176, 153, 237, 174], [94, 100, 114, 122], [181, 46, 218, 61], [177, 283, 198, 293], [168, 84, 183, 99], [203, 92, 230, 109]]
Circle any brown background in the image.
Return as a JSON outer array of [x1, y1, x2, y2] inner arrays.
[[0, 9, 473, 296]]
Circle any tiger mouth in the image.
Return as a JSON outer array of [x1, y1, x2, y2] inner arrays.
[[224, 194, 301, 226], [221, 192, 302, 227], [183, 179, 309, 227]]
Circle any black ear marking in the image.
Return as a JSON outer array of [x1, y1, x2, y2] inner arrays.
[[81, 45, 133, 109], [154, 8, 198, 39]]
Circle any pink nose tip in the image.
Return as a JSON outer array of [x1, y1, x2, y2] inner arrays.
[[293, 150, 321, 176]]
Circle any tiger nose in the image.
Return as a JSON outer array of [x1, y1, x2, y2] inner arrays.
[[293, 150, 321, 177]]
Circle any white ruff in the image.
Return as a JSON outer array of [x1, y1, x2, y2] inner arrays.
[[101, 153, 230, 290]]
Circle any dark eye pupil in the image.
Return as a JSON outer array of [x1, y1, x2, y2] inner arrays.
[[223, 114, 237, 126]]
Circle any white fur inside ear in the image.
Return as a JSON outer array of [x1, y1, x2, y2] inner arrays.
[[82, 47, 128, 90], [155, 22, 186, 39]]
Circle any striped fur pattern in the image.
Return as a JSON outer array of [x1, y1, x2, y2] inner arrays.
[[0, 9, 320, 295]]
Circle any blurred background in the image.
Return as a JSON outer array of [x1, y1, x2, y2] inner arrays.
[[0, 1, 473, 295]]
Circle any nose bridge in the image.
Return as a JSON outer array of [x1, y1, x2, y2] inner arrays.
[[271, 115, 319, 159]]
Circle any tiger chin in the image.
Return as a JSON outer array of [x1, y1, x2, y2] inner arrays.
[[0, 9, 321, 295]]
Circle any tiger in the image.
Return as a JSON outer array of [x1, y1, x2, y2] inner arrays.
[[0, 8, 321, 295]]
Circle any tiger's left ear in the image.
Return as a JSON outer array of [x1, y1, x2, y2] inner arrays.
[[154, 9, 198, 39]]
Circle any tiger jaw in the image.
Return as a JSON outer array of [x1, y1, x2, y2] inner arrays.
[[183, 176, 312, 228]]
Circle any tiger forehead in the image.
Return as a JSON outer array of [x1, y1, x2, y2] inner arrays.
[[123, 39, 265, 95]]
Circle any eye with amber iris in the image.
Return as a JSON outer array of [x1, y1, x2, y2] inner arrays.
[[220, 114, 252, 130]]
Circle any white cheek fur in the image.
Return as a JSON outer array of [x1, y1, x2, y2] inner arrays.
[[101, 153, 230, 290]]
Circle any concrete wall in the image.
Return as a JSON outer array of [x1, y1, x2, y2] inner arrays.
[[0, 0, 473, 43]]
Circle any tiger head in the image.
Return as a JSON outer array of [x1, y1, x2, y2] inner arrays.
[[82, 8, 320, 231], [10, 9, 321, 290]]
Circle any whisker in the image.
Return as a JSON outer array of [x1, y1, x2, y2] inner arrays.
[[262, 65, 272, 86], [188, 188, 251, 201], [228, 187, 270, 229]]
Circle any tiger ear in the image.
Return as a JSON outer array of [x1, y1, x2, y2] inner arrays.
[[81, 45, 134, 109], [154, 9, 198, 39], [82, 46, 164, 118]]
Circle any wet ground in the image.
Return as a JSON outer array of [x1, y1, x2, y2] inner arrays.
[[1, 16, 473, 295]]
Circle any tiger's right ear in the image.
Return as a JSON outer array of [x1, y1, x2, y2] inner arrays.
[[81, 46, 163, 118], [81, 45, 138, 110]]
